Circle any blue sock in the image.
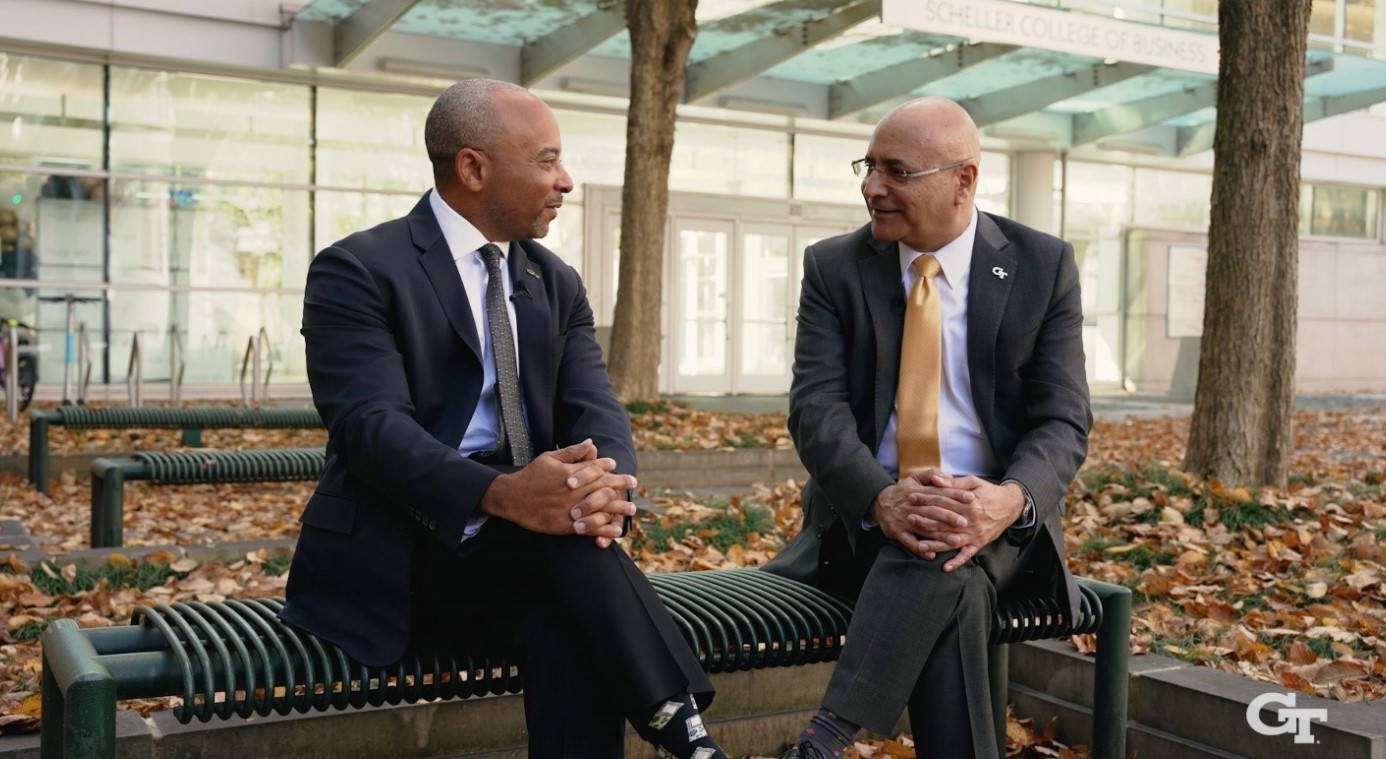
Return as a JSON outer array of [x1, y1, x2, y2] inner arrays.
[[796, 708, 859, 757]]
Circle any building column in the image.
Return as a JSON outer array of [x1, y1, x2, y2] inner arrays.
[[1011, 150, 1058, 235]]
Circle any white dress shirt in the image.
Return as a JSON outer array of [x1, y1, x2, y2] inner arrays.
[[872, 206, 1035, 529], [428, 188, 524, 541], [876, 206, 999, 480]]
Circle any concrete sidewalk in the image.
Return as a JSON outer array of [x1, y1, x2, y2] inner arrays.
[[668, 392, 1386, 420]]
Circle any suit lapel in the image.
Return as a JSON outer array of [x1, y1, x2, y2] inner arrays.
[[967, 213, 1016, 436], [412, 198, 483, 362], [510, 242, 553, 448], [860, 235, 903, 452]]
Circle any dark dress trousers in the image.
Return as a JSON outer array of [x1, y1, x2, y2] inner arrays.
[[279, 193, 712, 756], [766, 214, 1091, 753]]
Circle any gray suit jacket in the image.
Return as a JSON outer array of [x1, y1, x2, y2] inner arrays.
[[765, 213, 1091, 620]]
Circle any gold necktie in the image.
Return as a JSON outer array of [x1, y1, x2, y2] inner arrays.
[[896, 254, 943, 476]]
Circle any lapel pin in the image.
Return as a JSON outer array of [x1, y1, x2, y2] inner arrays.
[[991, 266, 1008, 280], [526, 267, 541, 279]]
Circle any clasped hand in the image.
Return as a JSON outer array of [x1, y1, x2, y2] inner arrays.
[[869, 469, 1025, 571], [479, 439, 636, 549]]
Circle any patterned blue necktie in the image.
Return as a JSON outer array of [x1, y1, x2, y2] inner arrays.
[[479, 244, 532, 466]]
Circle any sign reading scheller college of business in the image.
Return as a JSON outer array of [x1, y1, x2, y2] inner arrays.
[[883, 0, 1220, 76]]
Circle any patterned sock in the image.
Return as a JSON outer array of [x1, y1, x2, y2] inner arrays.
[[632, 693, 729, 759], [795, 708, 859, 758]]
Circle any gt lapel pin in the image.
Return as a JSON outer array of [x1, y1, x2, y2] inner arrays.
[[991, 266, 1008, 279], [526, 267, 541, 279]]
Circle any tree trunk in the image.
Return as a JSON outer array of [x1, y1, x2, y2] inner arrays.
[[606, 0, 698, 402], [1183, 0, 1311, 487]]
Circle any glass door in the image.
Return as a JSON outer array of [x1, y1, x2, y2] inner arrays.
[[735, 225, 792, 393], [671, 219, 732, 393]]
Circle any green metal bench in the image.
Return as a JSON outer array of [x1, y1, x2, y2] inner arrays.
[[28, 406, 323, 493], [40, 569, 1131, 759], [89, 448, 325, 548]]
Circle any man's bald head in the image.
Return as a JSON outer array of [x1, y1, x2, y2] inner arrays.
[[860, 96, 981, 252], [876, 96, 981, 170]]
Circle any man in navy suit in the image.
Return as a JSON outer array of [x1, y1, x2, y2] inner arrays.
[[769, 97, 1091, 758], [280, 79, 729, 759]]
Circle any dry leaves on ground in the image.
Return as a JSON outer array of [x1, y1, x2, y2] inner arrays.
[[2, 404, 1383, 746]]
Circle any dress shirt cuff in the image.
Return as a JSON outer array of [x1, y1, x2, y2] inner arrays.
[[1003, 479, 1036, 529], [459, 515, 488, 546]]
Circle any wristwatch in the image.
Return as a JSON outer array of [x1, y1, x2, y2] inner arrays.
[[1002, 479, 1036, 529]]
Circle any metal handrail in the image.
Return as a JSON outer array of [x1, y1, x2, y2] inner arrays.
[[125, 333, 142, 407], [77, 323, 92, 405], [257, 326, 273, 402], [169, 324, 185, 407], [239, 336, 256, 407]]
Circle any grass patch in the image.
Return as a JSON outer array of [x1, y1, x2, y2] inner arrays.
[[1149, 632, 1216, 664], [1217, 500, 1291, 531], [10, 620, 47, 641], [29, 560, 174, 597], [1081, 464, 1194, 499], [633, 499, 772, 554], [624, 399, 674, 416], [262, 552, 293, 577], [1126, 545, 1175, 571], [1306, 637, 1339, 660]]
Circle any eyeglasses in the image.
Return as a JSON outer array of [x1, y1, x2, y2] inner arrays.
[[851, 157, 972, 183]]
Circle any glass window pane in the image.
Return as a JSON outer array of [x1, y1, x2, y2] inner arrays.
[[1345, 0, 1378, 45], [6, 172, 106, 283], [977, 151, 1010, 217], [1133, 168, 1211, 228], [4, 171, 103, 302], [316, 87, 432, 192], [553, 109, 627, 201], [671, 123, 789, 198], [314, 190, 420, 252], [0, 54, 104, 169], [1310, 0, 1338, 38], [678, 228, 728, 376], [105, 289, 305, 385], [793, 133, 863, 203], [1063, 162, 1133, 238], [107, 180, 310, 290], [741, 231, 790, 376], [109, 69, 310, 184], [1308, 184, 1380, 238], [543, 201, 584, 275]]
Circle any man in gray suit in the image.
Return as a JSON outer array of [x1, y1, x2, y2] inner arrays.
[[767, 97, 1091, 758]]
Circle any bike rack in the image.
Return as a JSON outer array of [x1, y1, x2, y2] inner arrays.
[[77, 323, 92, 405], [238, 328, 273, 406], [125, 333, 142, 407], [38, 293, 103, 405], [168, 324, 185, 407]]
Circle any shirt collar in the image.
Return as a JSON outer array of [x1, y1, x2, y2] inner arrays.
[[428, 188, 510, 262], [898, 205, 980, 288]]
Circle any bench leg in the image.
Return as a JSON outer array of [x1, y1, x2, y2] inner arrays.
[[41, 620, 117, 759], [29, 415, 48, 494], [90, 463, 125, 549], [988, 643, 1009, 753], [1088, 582, 1132, 759], [179, 428, 202, 446]]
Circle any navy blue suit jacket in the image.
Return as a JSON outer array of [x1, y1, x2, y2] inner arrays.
[[280, 193, 634, 667]]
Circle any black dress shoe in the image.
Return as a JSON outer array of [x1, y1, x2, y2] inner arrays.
[[781, 741, 829, 759]]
